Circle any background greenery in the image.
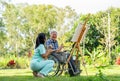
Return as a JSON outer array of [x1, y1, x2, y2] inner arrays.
[[0, 1, 120, 81], [0, 1, 120, 69]]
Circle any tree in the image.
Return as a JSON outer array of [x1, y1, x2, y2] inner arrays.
[[2, 3, 77, 56]]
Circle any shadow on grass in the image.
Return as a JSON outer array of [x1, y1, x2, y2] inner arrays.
[[0, 75, 120, 81]]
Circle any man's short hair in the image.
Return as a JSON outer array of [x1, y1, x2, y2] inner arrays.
[[50, 29, 57, 34]]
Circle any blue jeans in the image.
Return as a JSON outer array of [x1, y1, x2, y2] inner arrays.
[[30, 59, 54, 76]]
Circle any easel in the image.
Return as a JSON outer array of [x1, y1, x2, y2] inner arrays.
[[65, 14, 90, 76]]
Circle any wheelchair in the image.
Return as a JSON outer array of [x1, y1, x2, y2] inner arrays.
[[47, 14, 90, 76], [47, 51, 81, 76]]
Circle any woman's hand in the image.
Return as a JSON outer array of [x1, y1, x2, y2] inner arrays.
[[42, 48, 54, 59], [47, 48, 54, 54]]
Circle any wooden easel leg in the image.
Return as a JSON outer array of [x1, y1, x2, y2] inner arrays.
[[65, 47, 74, 67], [65, 43, 88, 76], [78, 46, 88, 76], [75, 48, 79, 65]]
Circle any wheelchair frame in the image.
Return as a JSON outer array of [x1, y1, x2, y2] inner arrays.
[[48, 53, 81, 76]]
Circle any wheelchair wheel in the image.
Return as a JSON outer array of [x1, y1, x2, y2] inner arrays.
[[55, 64, 65, 76], [47, 54, 60, 76]]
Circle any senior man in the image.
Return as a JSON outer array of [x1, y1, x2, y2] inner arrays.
[[46, 30, 80, 76]]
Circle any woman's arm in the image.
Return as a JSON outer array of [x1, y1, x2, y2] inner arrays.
[[41, 49, 54, 59]]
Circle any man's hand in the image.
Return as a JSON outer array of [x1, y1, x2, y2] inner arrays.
[[59, 44, 64, 49], [56, 44, 64, 52]]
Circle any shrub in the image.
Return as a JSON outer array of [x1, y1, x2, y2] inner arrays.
[[116, 57, 120, 65], [7, 60, 16, 68], [0, 55, 30, 69]]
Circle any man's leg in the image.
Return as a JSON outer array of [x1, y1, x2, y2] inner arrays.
[[67, 54, 80, 76]]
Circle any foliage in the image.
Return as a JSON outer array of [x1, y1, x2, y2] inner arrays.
[[116, 56, 120, 65], [0, 1, 120, 68], [0, 55, 30, 69], [85, 45, 109, 66], [7, 59, 16, 68], [57, 7, 120, 66], [1, 2, 76, 56], [95, 69, 109, 81]]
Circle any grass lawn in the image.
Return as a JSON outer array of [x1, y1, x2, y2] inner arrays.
[[0, 65, 120, 81]]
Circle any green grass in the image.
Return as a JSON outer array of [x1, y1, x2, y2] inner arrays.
[[0, 65, 120, 81]]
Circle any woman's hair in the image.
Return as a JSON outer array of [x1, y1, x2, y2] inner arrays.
[[35, 33, 46, 48]]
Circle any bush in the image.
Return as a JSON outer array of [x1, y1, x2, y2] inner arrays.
[[0, 55, 30, 69], [116, 57, 120, 65]]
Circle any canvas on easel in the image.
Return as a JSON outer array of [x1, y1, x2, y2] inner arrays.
[[71, 23, 89, 43], [66, 14, 90, 75]]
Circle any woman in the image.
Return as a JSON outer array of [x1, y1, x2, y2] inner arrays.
[[30, 33, 54, 78]]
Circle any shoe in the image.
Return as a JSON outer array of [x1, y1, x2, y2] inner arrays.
[[37, 73, 45, 78], [32, 71, 37, 77], [74, 69, 82, 75]]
